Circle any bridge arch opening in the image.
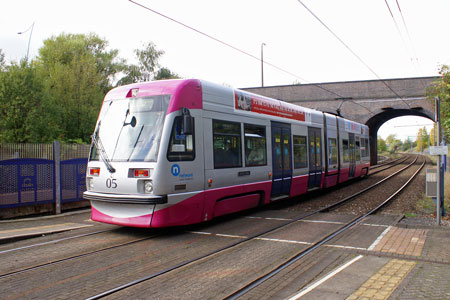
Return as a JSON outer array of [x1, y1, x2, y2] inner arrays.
[[366, 109, 435, 165]]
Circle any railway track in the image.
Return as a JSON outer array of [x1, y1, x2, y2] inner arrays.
[[225, 155, 425, 299], [83, 155, 424, 299], [0, 233, 159, 279], [369, 155, 404, 170], [368, 155, 408, 175], [0, 155, 409, 256], [0, 228, 114, 255], [0, 154, 409, 256], [0, 154, 424, 299]]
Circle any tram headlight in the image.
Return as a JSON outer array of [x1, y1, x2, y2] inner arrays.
[[144, 180, 154, 193], [87, 177, 94, 191]]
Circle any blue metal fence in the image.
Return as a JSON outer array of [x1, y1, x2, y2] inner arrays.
[[0, 157, 87, 208], [61, 158, 87, 203]]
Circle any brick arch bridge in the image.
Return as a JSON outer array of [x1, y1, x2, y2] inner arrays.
[[243, 76, 438, 165]]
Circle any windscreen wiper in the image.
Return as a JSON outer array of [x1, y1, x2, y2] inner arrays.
[[92, 122, 116, 173], [127, 125, 145, 161]]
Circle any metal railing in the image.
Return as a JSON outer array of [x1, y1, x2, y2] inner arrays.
[[0, 142, 91, 214], [0, 143, 90, 161]]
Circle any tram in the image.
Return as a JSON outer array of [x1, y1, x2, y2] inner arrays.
[[83, 79, 370, 227]]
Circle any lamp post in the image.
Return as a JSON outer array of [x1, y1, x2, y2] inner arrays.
[[18, 22, 35, 62], [435, 96, 442, 225], [261, 43, 266, 87]]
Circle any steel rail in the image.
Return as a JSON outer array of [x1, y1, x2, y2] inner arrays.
[[0, 234, 160, 279], [369, 155, 406, 170], [323, 155, 417, 212], [0, 228, 115, 255], [368, 155, 409, 175], [224, 155, 425, 299], [85, 155, 421, 300]]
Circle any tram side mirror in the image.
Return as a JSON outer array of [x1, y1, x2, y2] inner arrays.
[[124, 116, 137, 128], [182, 108, 193, 135], [183, 115, 193, 135]]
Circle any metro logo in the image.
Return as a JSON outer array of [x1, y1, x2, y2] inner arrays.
[[171, 164, 180, 176]]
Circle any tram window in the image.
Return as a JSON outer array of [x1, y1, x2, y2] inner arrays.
[[315, 135, 321, 166], [328, 138, 338, 165], [355, 138, 361, 161], [360, 139, 365, 157], [167, 116, 195, 161], [244, 124, 267, 167], [213, 120, 242, 168], [365, 138, 369, 157], [361, 138, 369, 157], [343, 139, 350, 163], [366, 138, 370, 157], [293, 135, 307, 169]]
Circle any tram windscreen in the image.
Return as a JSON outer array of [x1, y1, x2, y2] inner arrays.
[[90, 95, 171, 162]]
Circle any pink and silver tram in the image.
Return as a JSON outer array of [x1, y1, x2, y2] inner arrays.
[[84, 79, 370, 228]]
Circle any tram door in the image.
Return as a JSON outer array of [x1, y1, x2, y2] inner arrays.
[[349, 133, 356, 177], [308, 127, 322, 189], [271, 122, 292, 198]]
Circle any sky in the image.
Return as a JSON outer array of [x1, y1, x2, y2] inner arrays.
[[378, 116, 434, 142], [1, 0, 448, 140]]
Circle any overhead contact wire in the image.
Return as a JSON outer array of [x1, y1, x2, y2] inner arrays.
[[383, 0, 421, 77], [395, 0, 423, 74], [384, 0, 408, 49], [128, 0, 346, 99], [295, 0, 410, 108]]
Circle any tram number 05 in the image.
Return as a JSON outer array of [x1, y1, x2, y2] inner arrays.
[[106, 178, 117, 189]]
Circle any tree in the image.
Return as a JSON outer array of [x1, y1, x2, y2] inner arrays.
[[116, 64, 142, 86], [391, 140, 403, 153], [38, 33, 125, 94], [0, 49, 5, 71], [154, 67, 180, 80], [377, 137, 387, 152], [135, 42, 164, 82], [416, 128, 423, 152], [402, 138, 414, 152], [117, 42, 179, 86], [0, 36, 179, 143], [415, 127, 430, 152], [427, 65, 450, 143], [430, 123, 437, 145], [385, 134, 402, 153], [0, 60, 51, 142], [422, 127, 430, 148], [385, 134, 397, 147], [36, 33, 124, 142]]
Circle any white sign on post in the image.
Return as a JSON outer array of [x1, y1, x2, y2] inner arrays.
[[429, 146, 448, 156], [426, 168, 437, 197]]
